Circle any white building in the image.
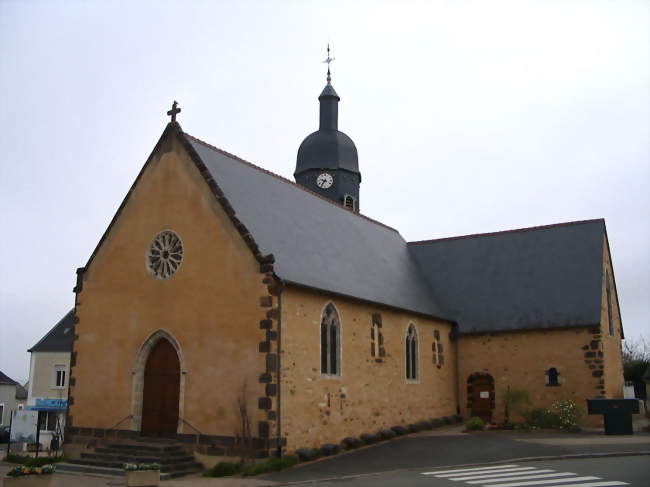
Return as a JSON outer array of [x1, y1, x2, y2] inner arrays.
[[0, 371, 27, 429], [27, 310, 74, 450]]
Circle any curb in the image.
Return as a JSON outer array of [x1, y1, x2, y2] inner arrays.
[[277, 450, 650, 485]]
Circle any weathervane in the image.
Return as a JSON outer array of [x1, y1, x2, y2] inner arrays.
[[167, 100, 181, 123], [322, 44, 335, 83]]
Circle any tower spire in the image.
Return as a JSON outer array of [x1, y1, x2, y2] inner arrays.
[[322, 43, 335, 84]]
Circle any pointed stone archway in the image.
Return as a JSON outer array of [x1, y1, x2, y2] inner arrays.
[[131, 330, 185, 435]]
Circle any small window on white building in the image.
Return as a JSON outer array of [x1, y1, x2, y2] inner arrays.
[[0, 404, 4, 425], [38, 411, 59, 432], [54, 365, 67, 388]]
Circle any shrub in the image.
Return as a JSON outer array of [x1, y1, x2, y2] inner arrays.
[[295, 447, 319, 462], [521, 408, 562, 429], [360, 433, 379, 444], [391, 425, 409, 436], [465, 416, 486, 431], [552, 398, 584, 430], [431, 418, 445, 428], [379, 429, 396, 440], [203, 462, 240, 477], [242, 455, 299, 476], [503, 387, 530, 424], [342, 437, 362, 449], [5, 454, 65, 467], [319, 443, 340, 456], [6, 464, 56, 477]]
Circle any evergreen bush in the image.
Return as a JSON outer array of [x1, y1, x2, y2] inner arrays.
[[465, 416, 486, 431]]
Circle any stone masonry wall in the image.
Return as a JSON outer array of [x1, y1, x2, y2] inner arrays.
[[67, 132, 271, 452], [458, 326, 620, 427], [280, 286, 457, 452]]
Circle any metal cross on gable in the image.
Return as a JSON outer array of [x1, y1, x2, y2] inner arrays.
[[167, 100, 181, 123], [322, 44, 335, 83]]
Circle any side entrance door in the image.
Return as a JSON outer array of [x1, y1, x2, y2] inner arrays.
[[141, 339, 180, 437], [470, 374, 494, 423]]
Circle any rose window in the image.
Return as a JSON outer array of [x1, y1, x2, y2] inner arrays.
[[147, 230, 183, 279]]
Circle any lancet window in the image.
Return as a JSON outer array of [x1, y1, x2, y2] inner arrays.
[[432, 330, 444, 367], [321, 303, 341, 376], [406, 324, 418, 381]]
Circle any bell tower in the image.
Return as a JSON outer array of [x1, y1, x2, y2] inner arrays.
[[295, 46, 361, 211]]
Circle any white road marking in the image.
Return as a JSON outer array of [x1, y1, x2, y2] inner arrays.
[[436, 467, 537, 478], [466, 473, 578, 484], [451, 470, 556, 481], [481, 476, 601, 487], [536, 483, 628, 487], [422, 465, 520, 475]]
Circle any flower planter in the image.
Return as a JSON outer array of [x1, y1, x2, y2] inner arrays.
[[125, 469, 160, 487], [2, 476, 54, 487]]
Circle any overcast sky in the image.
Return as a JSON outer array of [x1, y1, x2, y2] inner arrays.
[[1, 0, 648, 384]]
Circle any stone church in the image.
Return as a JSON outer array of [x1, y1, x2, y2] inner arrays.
[[64, 70, 624, 461]]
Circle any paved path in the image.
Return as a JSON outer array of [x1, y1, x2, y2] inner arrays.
[[262, 426, 650, 484], [1, 424, 648, 486], [302, 456, 650, 487]]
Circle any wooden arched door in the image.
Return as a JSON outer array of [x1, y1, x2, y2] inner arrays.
[[141, 338, 180, 437], [468, 373, 495, 423]]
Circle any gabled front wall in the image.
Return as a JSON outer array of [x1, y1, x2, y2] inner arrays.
[[68, 133, 270, 445], [280, 286, 457, 451]]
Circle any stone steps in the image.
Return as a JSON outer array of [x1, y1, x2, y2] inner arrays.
[[55, 462, 172, 480], [82, 451, 196, 464], [67, 438, 203, 478]]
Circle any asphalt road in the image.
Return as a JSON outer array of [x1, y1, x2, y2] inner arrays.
[[294, 455, 650, 487], [264, 429, 650, 484]]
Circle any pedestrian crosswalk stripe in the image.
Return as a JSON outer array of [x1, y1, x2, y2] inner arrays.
[[423, 465, 520, 475], [451, 469, 557, 481], [535, 483, 628, 487], [480, 476, 601, 487], [465, 473, 578, 484], [437, 467, 538, 478]]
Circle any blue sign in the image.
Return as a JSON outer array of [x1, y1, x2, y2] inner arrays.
[[28, 398, 68, 411]]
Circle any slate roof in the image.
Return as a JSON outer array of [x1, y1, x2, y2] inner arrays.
[[184, 132, 610, 333], [185, 134, 448, 320], [408, 220, 607, 334], [28, 309, 75, 353], [80, 123, 613, 334], [0, 371, 19, 386], [15, 384, 27, 400]]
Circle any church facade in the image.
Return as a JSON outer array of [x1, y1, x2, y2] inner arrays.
[[63, 75, 624, 460]]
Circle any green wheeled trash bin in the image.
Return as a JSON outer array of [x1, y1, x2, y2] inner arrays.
[[587, 398, 639, 435]]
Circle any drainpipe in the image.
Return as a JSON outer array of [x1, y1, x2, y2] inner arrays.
[[275, 278, 284, 458], [453, 322, 461, 416]]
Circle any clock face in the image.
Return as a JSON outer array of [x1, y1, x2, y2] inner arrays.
[[316, 172, 334, 189]]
